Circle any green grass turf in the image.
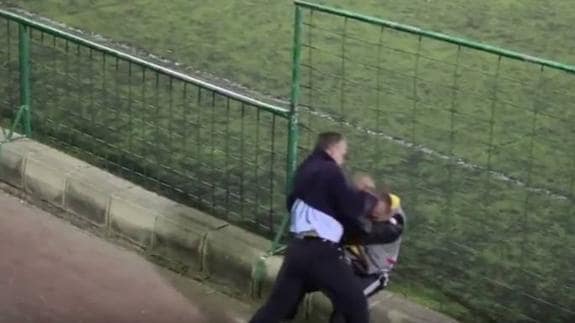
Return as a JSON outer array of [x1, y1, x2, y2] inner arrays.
[[5, 0, 575, 98]]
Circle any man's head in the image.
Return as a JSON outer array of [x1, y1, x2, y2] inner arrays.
[[315, 131, 347, 166], [372, 191, 393, 221]]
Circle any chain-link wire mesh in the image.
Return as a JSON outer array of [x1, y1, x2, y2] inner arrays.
[[0, 19, 19, 129], [295, 2, 575, 322], [0, 12, 292, 239]]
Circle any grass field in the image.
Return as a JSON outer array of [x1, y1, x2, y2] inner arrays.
[[5, 0, 575, 99], [2, 1, 575, 322]]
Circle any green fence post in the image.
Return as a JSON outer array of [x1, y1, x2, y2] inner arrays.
[[18, 22, 31, 137], [251, 4, 303, 299], [271, 4, 303, 252]]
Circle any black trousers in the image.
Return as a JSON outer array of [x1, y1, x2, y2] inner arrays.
[[329, 273, 387, 323], [249, 238, 369, 323]]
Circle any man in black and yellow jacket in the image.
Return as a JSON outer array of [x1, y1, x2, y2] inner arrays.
[[330, 177, 406, 323], [348, 192, 405, 292]]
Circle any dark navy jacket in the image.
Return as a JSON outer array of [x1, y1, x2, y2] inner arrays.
[[287, 149, 377, 237]]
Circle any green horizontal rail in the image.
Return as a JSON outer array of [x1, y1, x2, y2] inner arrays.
[[295, 0, 575, 74], [0, 9, 289, 118]]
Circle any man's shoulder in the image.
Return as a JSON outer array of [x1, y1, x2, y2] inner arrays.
[[300, 155, 340, 175]]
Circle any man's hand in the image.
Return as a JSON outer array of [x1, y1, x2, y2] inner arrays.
[[354, 174, 376, 192]]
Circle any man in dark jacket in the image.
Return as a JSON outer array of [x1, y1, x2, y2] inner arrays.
[[249, 132, 379, 323]]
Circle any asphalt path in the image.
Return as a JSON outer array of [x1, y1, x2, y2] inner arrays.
[[0, 191, 253, 323]]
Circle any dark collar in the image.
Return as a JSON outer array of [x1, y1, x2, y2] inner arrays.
[[312, 148, 336, 163]]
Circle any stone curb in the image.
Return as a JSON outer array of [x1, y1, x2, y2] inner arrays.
[[0, 134, 458, 323]]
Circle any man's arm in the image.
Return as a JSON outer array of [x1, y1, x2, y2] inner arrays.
[[286, 162, 304, 212], [361, 213, 404, 244], [286, 192, 296, 212], [328, 167, 377, 234]]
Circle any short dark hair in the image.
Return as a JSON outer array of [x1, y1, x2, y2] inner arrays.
[[315, 131, 345, 151]]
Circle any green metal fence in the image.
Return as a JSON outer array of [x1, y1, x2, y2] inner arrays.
[[0, 19, 30, 143], [0, 10, 299, 240], [293, 1, 575, 322]]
